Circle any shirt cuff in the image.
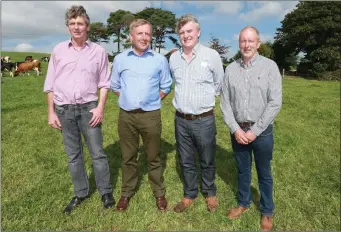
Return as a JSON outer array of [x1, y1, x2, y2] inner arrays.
[[250, 124, 263, 136]]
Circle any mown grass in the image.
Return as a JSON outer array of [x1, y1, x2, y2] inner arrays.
[[1, 52, 340, 231]]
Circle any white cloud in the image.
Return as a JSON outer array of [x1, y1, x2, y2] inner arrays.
[[14, 43, 34, 52], [260, 34, 275, 43], [233, 34, 239, 40], [239, 1, 298, 22], [2, 1, 152, 40]]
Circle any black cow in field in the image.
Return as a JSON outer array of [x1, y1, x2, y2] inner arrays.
[[1, 61, 16, 77], [40, 56, 50, 62]]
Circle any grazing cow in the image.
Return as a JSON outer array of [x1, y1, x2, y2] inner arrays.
[[40, 56, 50, 62], [14, 60, 41, 76], [1, 61, 15, 77], [25, 56, 33, 62]]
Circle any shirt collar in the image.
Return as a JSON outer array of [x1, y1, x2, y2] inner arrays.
[[67, 39, 91, 49], [180, 42, 201, 55], [241, 52, 259, 68], [127, 47, 154, 56]]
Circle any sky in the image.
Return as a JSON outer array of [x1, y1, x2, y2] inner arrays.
[[1, 1, 299, 58]]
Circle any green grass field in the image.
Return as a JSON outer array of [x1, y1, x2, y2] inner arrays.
[[1, 52, 340, 231]]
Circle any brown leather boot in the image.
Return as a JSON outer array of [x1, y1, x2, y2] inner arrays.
[[205, 196, 218, 212], [173, 198, 195, 213], [116, 196, 131, 212], [261, 215, 273, 231], [227, 206, 249, 219], [155, 196, 167, 211]]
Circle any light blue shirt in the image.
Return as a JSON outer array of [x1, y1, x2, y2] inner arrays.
[[111, 48, 172, 111]]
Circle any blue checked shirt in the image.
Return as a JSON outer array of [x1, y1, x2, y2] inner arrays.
[[110, 48, 172, 111]]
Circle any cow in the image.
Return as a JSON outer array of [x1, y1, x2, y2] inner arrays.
[[1, 61, 15, 77], [1, 56, 11, 63], [14, 60, 41, 76], [25, 56, 33, 62], [40, 56, 50, 62]]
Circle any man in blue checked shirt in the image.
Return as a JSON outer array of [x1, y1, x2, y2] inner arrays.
[[110, 19, 172, 212]]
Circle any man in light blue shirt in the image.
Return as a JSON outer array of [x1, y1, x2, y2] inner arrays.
[[110, 19, 172, 212]]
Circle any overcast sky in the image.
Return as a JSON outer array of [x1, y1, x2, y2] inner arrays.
[[1, 1, 298, 58]]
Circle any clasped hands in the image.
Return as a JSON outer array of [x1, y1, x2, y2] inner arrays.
[[234, 128, 257, 145]]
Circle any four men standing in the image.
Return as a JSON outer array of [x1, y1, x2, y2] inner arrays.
[[44, 5, 281, 231]]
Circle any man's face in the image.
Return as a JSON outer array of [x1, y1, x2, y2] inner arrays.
[[130, 24, 152, 54], [179, 21, 200, 50], [68, 16, 90, 41], [239, 28, 260, 61]]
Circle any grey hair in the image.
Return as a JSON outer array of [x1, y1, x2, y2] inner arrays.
[[129, 19, 152, 34], [176, 14, 200, 34], [239, 26, 260, 41], [65, 5, 90, 26]]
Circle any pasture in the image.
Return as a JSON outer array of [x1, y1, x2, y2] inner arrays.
[[1, 52, 340, 231]]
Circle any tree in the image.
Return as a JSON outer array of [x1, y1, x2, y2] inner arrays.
[[107, 10, 135, 53], [88, 22, 109, 44], [258, 41, 274, 59], [208, 35, 230, 59], [274, 1, 341, 77], [135, 8, 177, 52]]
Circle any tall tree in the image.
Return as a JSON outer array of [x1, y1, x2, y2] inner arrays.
[[88, 22, 109, 44], [135, 7, 177, 52], [107, 10, 135, 53], [274, 1, 341, 77], [258, 41, 274, 59], [208, 35, 230, 59]]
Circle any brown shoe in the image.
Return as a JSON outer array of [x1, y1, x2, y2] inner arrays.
[[205, 196, 218, 212], [174, 198, 195, 213], [116, 196, 131, 212], [227, 206, 249, 219], [261, 215, 273, 231], [156, 196, 167, 211]]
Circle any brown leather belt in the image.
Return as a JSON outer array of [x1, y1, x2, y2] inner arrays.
[[176, 110, 214, 120], [238, 121, 255, 128], [123, 108, 147, 113]]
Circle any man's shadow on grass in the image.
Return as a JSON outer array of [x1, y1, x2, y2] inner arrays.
[[174, 142, 260, 208], [88, 138, 175, 196]]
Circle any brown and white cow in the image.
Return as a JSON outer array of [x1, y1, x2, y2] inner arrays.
[[14, 60, 41, 76]]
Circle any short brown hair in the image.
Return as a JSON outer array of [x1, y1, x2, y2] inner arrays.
[[65, 5, 90, 26], [239, 26, 260, 41], [129, 19, 152, 34], [176, 14, 200, 34]]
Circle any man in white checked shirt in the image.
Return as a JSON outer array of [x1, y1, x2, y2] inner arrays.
[[169, 14, 224, 213], [220, 26, 282, 231]]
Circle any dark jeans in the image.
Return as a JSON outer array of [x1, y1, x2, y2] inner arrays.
[[118, 109, 165, 197], [55, 101, 112, 198], [175, 114, 217, 199], [230, 124, 275, 216]]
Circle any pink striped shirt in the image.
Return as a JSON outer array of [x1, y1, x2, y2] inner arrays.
[[43, 39, 110, 105]]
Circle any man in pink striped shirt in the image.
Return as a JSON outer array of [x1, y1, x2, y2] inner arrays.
[[43, 5, 114, 214]]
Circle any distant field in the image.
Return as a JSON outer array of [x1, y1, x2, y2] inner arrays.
[[1, 52, 340, 231]]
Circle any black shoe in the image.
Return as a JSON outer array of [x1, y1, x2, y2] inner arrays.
[[63, 196, 88, 215], [102, 193, 115, 209]]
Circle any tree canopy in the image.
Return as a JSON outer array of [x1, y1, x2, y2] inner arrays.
[[274, 1, 341, 77], [208, 35, 230, 59]]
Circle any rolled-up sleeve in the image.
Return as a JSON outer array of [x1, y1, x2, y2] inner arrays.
[[43, 52, 56, 93], [251, 62, 282, 136], [110, 56, 121, 92], [98, 49, 110, 89]]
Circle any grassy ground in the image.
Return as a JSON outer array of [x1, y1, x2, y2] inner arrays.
[[1, 52, 340, 231]]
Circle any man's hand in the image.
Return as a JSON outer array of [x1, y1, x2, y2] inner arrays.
[[89, 106, 104, 127], [48, 112, 62, 130], [245, 130, 257, 143], [160, 90, 167, 100], [234, 128, 249, 145]]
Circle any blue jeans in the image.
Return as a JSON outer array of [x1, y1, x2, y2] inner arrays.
[[230, 124, 274, 216], [55, 101, 112, 198], [175, 114, 217, 199]]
